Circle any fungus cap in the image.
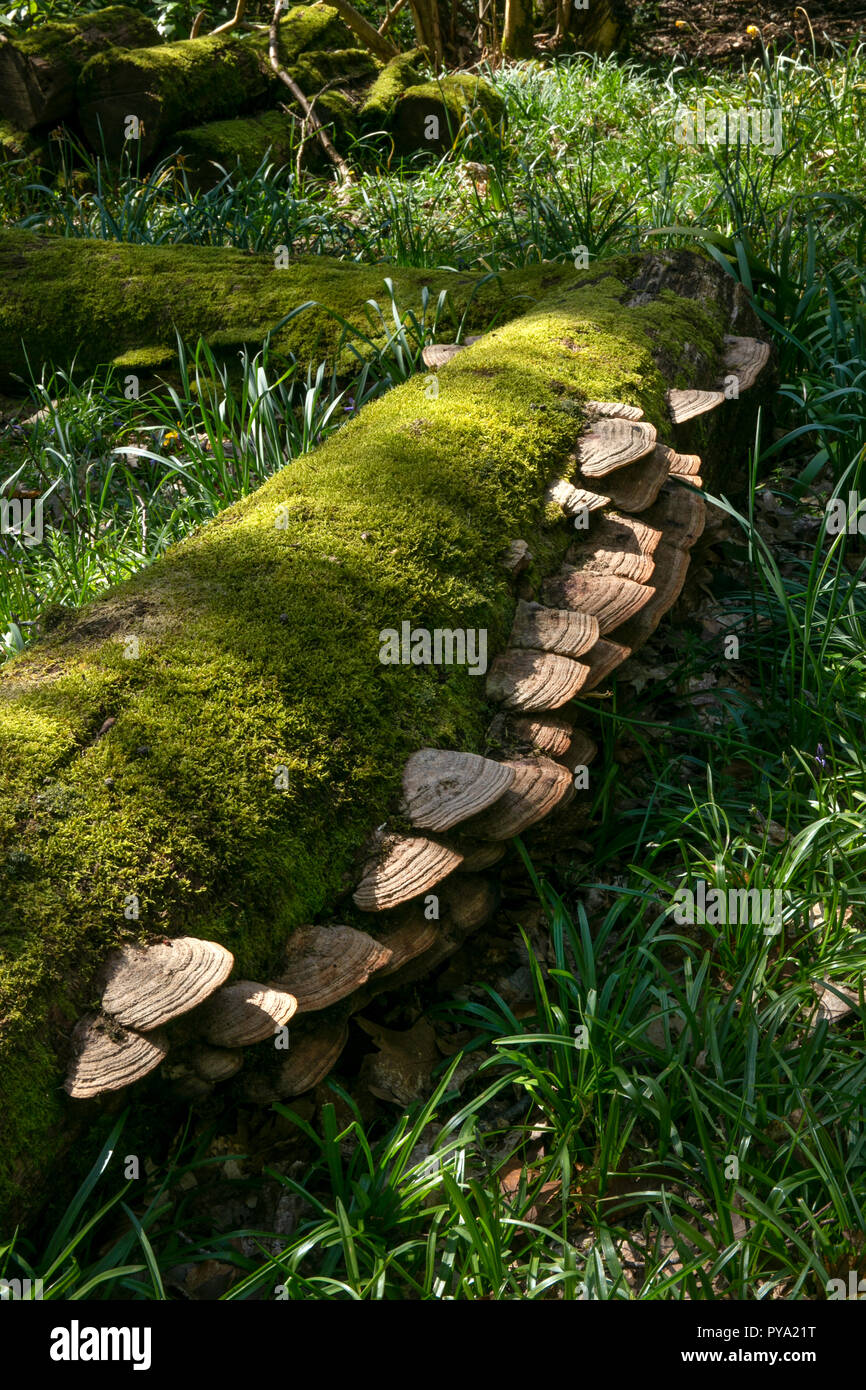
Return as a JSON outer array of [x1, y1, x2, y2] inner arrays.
[[100, 935, 234, 1030], [401, 748, 515, 832], [195, 981, 298, 1047], [541, 568, 655, 634], [277, 924, 392, 1010], [353, 833, 463, 912], [486, 649, 591, 711], [509, 600, 599, 659], [64, 1015, 168, 1099], [461, 756, 574, 839], [576, 419, 657, 477], [667, 388, 725, 424]]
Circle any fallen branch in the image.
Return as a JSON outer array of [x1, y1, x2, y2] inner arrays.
[[210, 0, 247, 35], [378, 0, 407, 37], [319, 0, 399, 58], [268, 0, 353, 182]]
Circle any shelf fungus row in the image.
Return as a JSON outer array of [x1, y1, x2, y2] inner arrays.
[[65, 332, 771, 1109], [65, 936, 298, 1099]]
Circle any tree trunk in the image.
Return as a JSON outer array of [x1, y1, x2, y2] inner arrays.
[[555, 0, 630, 54], [502, 0, 535, 59], [317, 0, 399, 59], [0, 232, 764, 1223], [0, 4, 160, 131]]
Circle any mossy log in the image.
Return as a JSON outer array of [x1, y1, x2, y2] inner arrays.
[[168, 48, 378, 177], [77, 4, 354, 160], [0, 229, 542, 389], [0, 6, 161, 132], [0, 238, 768, 1221]]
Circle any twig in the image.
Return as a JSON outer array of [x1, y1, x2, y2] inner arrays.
[[210, 0, 247, 35], [189, 8, 206, 38], [378, 0, 406, 37], [268, 0, 353, 183]]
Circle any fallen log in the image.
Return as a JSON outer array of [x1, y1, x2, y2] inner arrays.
[[0, 240, 769, 1222], [0, 5, 161, 132], [0, 229, 540, 389], [76, 4, 353, 160]]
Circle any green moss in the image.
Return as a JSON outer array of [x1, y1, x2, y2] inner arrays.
[[0, 120, 38, 161], [359, 49, 424, 124], [387, 73, 505, 153], [0, 245, 743, 1221], [10, 5, 159, 60], [77, 6, 353, 159]]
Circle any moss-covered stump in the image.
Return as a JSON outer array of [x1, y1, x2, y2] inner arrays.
[[77, 4, 353, 160], [0, 245, 764, 1222], [0, 6, 161, 132]]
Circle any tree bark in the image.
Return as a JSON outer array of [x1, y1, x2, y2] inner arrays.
[[502, 0, 535, 59], [316, 0, 399, 59], [0, 4, 160, 131], [555, 0, 630, 54]]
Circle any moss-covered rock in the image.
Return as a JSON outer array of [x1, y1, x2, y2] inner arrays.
[[0, 5, 161, 131], [77, 5, 354, 160], [383, 72, 505, 154], [0, 240, 761, 1222], [359, 48, 423, 125]]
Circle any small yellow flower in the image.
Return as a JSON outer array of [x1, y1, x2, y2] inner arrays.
[[746, 25, 760, 37], [163, 431, 180, 446], [675, 19, 687, 27]]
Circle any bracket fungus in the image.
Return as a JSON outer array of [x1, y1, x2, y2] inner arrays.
[[375, 909, 441, 975], [486, 649, 591, 711], [243, 1018, 350, 1102], [568, 510, 662, 584], [99, 936, 235, 1031], [64, 1016, 168, 1099], [542, 568, 655, 634], [722, 335, 770, 391], [545, 478, 611, 515], [453, 840, 506, 871], [586, 444, 670, 513], [575, 419, 657, 477], [194, 981, 298, 1047], [421, 343, 465, 368], [666, 388, 725, 424], [586, 400, 645, 420], [582, 638, 632, 690], [353, 833, 463, 911], [508, 600, 599, 659], [460, 756, 574, 839], [400, 748, 515, 831], [506, 712, 575, 758], [277, 924, 392, 1009], [665, 448, 704, 486]]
